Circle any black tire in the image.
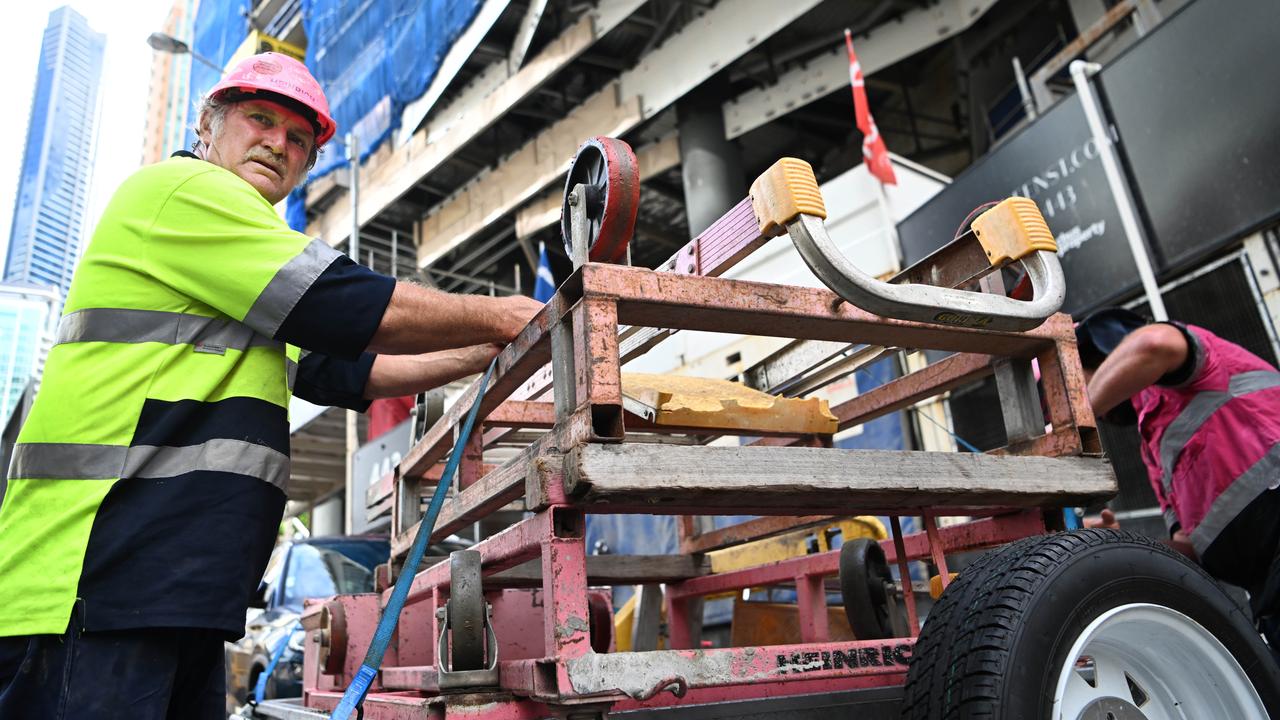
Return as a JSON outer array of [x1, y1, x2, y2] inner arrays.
[[840, 538, 895, 640], [448, 550, 486, 671], [902, 529, 1280, 719]]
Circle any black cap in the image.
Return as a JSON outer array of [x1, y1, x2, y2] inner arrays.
[[1075, 307, 1148, 368]]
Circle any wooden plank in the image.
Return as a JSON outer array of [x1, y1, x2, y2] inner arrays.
[[680, 515, 839, 554], [485, 554, 708, 588], [565, 444, 1116, 515]]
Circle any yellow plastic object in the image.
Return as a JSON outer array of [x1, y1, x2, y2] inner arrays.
[[622, 372, 837, 435], [929, 572, 960, 600], [749, 157, 828, 238], [613, 593, 637, 652], [971, 197, 1057, 267], [612, 591, 666, 652], [708, 517, 887, 575]]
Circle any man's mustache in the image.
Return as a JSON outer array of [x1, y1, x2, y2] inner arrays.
[[246, 150, 284, 175]]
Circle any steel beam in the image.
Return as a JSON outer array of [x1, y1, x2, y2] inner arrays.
[[723, 0, 999, 139], [416, 0, 826, 268]]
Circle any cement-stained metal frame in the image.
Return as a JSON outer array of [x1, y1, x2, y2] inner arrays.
[[299, 192, 1106, 719]]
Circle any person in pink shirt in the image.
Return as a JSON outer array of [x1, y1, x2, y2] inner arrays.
[[1079, 307, 1280, 650]]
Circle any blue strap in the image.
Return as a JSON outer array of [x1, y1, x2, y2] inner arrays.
[[1063, 507, 1083, 530], [331, 358, 497, 720], [254, 620, 302, 704]]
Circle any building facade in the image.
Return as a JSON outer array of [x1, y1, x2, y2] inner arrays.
[[0, 282, 59, 428], [142, 0, 198, 166], [3, 6, 105, 301]]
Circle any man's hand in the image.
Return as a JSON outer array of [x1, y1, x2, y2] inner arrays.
[[1167, 529, 1198, 561], [1084, 508, 1119, 529], [493, 295, 544, 343]]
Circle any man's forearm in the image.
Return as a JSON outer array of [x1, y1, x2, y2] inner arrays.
[[363, 346, 496, 399], [367, 282, 541, 355], [1087, 325, 1188, 414]]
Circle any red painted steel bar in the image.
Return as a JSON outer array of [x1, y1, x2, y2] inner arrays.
[[587, 264, 1060, 358], [796, 573, 830, 643], [397, 507, 556, 605], [922, 512, 951, 590], [609, 672, 908, 712], [882, 510, 1045, 563], [556, 637, 916, 699], [889, 516, 920, 636], [542, 536, 593, 662]]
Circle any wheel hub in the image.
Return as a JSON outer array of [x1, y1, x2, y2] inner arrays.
[[560, 137, 640, 264], [1052, 603, 1268, 720], [1078, 697, 1147, 720]]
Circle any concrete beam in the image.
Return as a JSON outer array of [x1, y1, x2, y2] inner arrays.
[[722, 0, 999, 140], [415, 0, 825, 268], [306, 0, 648, 248], [397, 0, 512, 147]]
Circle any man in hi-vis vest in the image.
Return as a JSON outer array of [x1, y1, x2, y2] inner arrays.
[[0, 53, 541, 718], [1079, 307, 1280, 652]]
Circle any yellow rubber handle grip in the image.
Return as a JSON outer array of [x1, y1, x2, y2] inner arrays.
[[749, 158, 827, 238], [971, 197, 1057, 267]]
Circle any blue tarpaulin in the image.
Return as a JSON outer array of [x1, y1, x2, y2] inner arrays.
[[301, 0, 485, 179]]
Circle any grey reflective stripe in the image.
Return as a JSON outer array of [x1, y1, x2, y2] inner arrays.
[[1190, 442, 1280, 557], [1158, 370, 1280, 496], [286, 357, 298, 392], [57, 308, 281, 353], [1163, 506, 1179, 533], [8, 443, 127, 479], [124, 439, 289, 490], [243, 238, 341, 338], [9, 439, 289, 490]]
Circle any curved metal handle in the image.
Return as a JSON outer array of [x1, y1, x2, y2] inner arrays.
[[790, 213, 1066, 331], [748, 157, 1065, 331]]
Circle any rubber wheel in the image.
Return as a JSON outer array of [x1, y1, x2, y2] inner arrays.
[[560, 136, 639, 264], [588, 592, 613, 654], [902, 529, 1280, 718], [840, 538, 895, 640], [448, 550, 486, 671]]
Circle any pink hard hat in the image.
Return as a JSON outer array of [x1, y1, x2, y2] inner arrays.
[[208, 52, 337, 147]]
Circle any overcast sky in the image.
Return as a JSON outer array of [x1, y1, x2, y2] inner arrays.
[[0, 0, 174, 270]]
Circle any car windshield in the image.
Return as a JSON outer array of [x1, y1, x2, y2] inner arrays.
[[281, 544, 375, 612]]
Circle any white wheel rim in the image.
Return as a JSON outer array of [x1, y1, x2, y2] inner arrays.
[[1052, 603, 1268, 720]]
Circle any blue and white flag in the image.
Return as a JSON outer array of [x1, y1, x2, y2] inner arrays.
[[534, 242, 556, 302]]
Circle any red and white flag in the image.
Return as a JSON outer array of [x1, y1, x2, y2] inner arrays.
[[845, 29, 897, 185]]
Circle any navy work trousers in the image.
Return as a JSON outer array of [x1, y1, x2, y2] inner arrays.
[[0, 609, 224, 720]]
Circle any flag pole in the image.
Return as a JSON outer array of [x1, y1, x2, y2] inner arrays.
[[874, 177, 902, 274], [1070, 60, 1167, 320]]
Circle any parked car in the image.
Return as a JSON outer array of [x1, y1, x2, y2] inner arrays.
[[225, 534, 469, 713]]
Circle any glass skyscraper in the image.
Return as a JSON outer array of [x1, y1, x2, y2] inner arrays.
[[3, 6, 105, 301], [0, 282, 59, 427]]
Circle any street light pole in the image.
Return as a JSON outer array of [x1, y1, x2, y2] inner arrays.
[[146, 32, 223, 73]]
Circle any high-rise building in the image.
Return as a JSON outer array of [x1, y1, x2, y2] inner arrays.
[[3, 6, 106, 301], [142, 0, 197, 166], [0, 282, 59, 427]]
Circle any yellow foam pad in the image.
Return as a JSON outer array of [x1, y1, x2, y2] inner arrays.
[[622, 372, 837, 435], [749, 158, 828, 238], [971, 197, 1057, 267]]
